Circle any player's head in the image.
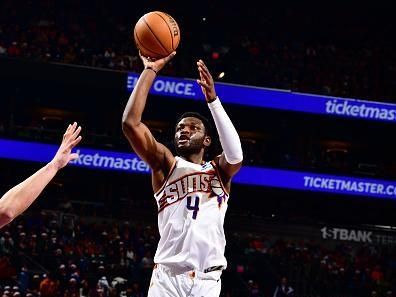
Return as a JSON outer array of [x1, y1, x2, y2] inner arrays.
[[174, 112, 212, 157]]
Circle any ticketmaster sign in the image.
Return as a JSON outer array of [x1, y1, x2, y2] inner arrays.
[[127, 73, 396, 122], [2, 138, 396, 200], [0, 139, 150, 173]]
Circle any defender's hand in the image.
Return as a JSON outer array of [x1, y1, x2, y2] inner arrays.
[[139, 51, 176, 73], [197, 59, 217, 102], [50, 122, 82, 170]]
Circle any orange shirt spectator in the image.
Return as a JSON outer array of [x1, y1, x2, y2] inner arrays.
[[371, 265, 384, 283], [39, 274, 59, 297]]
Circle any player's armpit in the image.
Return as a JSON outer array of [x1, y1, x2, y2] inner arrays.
[[215, 153, 242, 182]]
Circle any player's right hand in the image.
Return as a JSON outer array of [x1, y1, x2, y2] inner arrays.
[[139, 51, 176, 73], [50, 122, 82, 170]]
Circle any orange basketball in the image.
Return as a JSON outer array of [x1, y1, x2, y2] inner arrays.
[[133, 11, 180, 59]]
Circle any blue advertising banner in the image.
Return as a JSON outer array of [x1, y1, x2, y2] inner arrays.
[[127, 72, 396, 122], [1, 138, 396, 200], [235, 167, 396, 200], [0, 139, 150, 174]]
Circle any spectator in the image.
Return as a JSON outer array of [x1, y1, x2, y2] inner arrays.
[[63, 278, 79, 297], [0, 255, 16, 280], [39, 272, 59, 297], [247, 279, 262, 297], [371, 264, 384, 284], [17, 266, 29, 293], [273, 277, 294, 297]]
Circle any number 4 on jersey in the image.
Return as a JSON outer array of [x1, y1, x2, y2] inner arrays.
[[186, 195, 200, 219]]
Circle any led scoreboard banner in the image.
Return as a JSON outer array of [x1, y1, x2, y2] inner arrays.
[[1, 138, 396, 200], [127, 72, 396, 122]]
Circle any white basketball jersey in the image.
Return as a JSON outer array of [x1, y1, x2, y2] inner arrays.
[[153, 156, 229, 272]]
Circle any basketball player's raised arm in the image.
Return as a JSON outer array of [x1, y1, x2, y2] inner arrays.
[[0, 123, 82, 228], [197, 60, 243, 179], [122, 52, 176, 172]]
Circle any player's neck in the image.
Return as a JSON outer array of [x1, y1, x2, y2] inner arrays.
[[179, 152, 204, 165]]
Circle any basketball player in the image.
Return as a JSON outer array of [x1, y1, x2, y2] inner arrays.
[[0, 122, 82, 228], [122, 51, 243, 297]]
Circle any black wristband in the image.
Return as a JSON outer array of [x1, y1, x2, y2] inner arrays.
[[207, 96, 218, 103], [145, 66, 157, 74]]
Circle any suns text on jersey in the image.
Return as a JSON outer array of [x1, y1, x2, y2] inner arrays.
[[158, 172, 215, 211]]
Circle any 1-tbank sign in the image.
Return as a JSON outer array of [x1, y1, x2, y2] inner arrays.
[[127, 72, 396, 122], [321, 226, 373, 243], [2, 139, 396, 200], [321, 226, 396, 246]]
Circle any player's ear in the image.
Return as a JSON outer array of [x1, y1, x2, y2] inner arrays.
[[203, 135, 211, 148]]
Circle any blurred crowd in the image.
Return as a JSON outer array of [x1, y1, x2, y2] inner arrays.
[[1, 209, 396, 297], [0, 211, 158, 297], [230, 233, 396, 297], [1, 1, 396, 102]]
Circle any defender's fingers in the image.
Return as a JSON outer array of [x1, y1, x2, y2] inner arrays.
[[69, 136, 82, 148], [70, 126, 82, 140], [69, 153, 79, 161]]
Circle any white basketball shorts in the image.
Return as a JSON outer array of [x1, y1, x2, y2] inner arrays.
[[147, 264, 222, 297]]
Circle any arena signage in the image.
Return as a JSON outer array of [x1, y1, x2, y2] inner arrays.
[[127, 72, 396, 122], [321, 226, 396, 246], [2, 138, 396, 200], [321, 226, 372, 243], [0, 139, 150, 173], [235, 167, 396, 199]]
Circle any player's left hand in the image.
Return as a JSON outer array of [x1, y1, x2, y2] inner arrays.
[[197, 59, 217, 102], [50, 122, 82, 170]]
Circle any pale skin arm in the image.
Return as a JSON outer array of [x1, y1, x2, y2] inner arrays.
[[0, 122, 82, 228], [196, 60, 242, 185], [122, 52, 176, 192]]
